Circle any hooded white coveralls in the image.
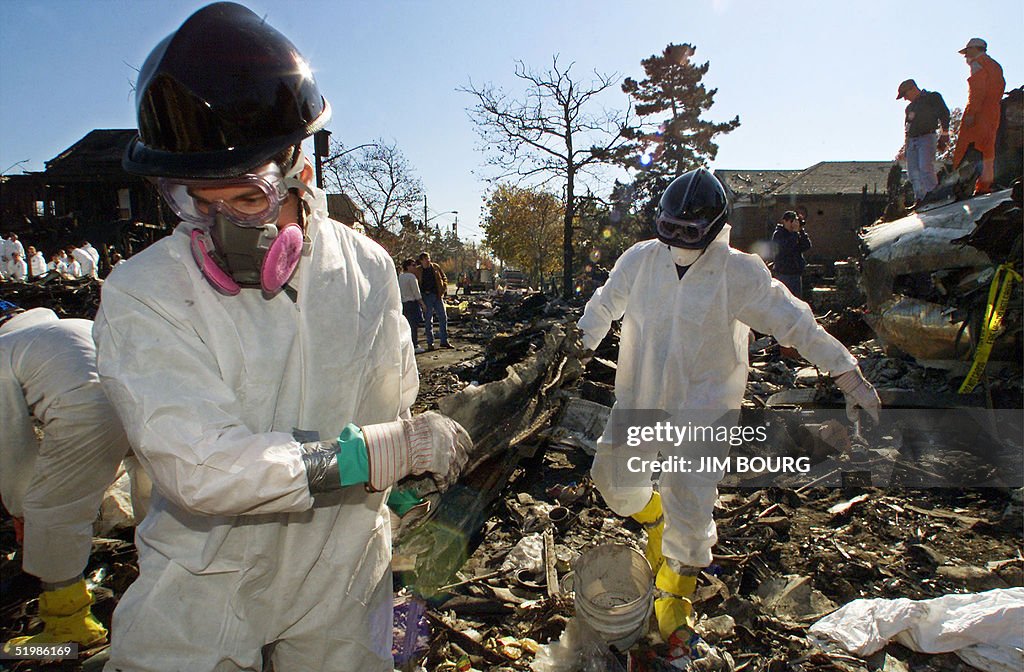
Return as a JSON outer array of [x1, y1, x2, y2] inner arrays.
[[578, 228, 856, 568], [0, 308, 130, 584], [94, 187, 418, 672]]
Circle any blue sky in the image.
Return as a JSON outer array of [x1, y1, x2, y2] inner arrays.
[[1, 0, 1020, 240]]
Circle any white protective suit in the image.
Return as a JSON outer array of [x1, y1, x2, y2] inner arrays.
[[578, 228, 856, 567], [29, 251, 47, 278], [94, 184, 418, 672], [0, 308, 130, 583], [72, 247, 96, 279]]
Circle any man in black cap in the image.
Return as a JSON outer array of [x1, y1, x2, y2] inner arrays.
[[897, 79, 950, 205]]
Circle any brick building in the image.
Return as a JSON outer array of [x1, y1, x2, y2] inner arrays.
[[717, 161, 893, 262]]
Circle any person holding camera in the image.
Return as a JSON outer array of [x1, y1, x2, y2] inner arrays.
[[771, 211, 811, 299]]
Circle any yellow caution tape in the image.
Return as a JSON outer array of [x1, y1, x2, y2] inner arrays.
[[958, 263, 1022, 394]]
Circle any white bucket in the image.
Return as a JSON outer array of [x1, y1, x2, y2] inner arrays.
[[571, 543, 654, 650]]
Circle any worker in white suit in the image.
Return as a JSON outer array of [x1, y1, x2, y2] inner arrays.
[[578, 168, 879, 651], [0, 302, 132, 648], [72, 243, 97, 279], [93, 4, 470, 670]]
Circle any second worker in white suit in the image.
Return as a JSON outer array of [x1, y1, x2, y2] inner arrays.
[[578, 168, 879, 653]]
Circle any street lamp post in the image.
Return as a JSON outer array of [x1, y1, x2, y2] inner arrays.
[[1, 160, 30, 176], [313, 130, 331, 190], [424, 209, 458, 233]]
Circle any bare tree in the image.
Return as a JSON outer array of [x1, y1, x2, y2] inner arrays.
[[322, 138, 424, 239], [462, 56, 632, 298]]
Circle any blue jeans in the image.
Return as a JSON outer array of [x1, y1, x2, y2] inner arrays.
[[775, 272, 803, 299], [422, 292, 448, 346], [906, 133, 938, 201], [402, 300, 422, 346]]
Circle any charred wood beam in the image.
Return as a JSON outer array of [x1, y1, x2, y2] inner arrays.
[[395, 322, 583, 596]]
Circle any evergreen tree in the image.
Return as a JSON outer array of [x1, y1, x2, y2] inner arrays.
[[617, 43, 740, 218]]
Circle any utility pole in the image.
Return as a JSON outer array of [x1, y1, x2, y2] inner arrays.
[[423, 195, 428, 229], [313, 130, 331, 190]]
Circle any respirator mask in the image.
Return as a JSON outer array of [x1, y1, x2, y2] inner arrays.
[[158, 159, 311, 296]]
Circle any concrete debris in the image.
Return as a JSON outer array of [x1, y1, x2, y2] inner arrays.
[[696, 614, 736, 643], [934, 566, 1010, 592], [500, 534, 546, 574], [94, 471, 137, 537], [755, 575, 838, 622]]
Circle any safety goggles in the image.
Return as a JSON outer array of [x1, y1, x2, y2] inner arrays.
[[655, 210, 724, 245], [158, 164, 290, 228]]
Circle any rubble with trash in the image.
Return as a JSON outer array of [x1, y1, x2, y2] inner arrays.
[[390, 302, 1021, 671], [0, 276, 101, 320], [1, 187, 1021, 671]]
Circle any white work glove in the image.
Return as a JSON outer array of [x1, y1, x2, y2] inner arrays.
[[833, 367, 881, 424], [362, 411, 471, 491]]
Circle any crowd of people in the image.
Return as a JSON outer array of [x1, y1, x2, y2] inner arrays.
[[0, 233, 125, 283], [898, 37, 1005, 206]]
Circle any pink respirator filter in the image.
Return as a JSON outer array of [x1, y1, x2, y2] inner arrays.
[[190, 228, 241, 296], [260, 223, 303, 293]]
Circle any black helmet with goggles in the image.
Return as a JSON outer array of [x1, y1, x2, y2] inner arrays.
[[655, 168, 729, 250]]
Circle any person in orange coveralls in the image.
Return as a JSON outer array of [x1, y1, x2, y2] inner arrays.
[[952, 38, 1005, 195]]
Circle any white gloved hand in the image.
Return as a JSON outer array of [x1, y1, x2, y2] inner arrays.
[[362, 411, 472, 491], [834, 367, 881, 424]]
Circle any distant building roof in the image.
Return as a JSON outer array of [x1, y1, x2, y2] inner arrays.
[[772, 161, 892, 196], [327, 193, 364, 225], [715, 169, 801, 197], [716, 162, 894, 198], [44, 129, 137, 177]]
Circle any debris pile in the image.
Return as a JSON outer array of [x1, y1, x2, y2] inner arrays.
[[389, 284, 1021, 670], [0, 276, 101, 319], [1, 262, 1020, 670], [859, 186, 1022, 370]]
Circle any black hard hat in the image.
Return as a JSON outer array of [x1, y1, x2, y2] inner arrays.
[[123, 2, 331, 178], [655, 168, 729, 249]]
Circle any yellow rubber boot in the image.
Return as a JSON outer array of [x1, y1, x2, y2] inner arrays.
[[654, 597, 695, 642], [4, 579, 107, 648], [653, 561, 697, 642], [630, 492, 664, 574]]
